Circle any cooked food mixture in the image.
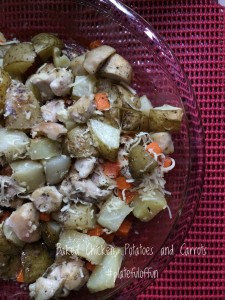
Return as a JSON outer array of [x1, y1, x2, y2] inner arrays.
[[0, 32, 183, 298]]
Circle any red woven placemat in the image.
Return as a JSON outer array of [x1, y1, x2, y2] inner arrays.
[[121, 0, 225, 299]]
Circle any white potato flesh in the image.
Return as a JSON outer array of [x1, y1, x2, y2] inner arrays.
[[10, 160, 45, 192], [97, 196, 133, 232], [99, 53, 133, 84], [0, 128, 30, 161], [140, 95, 153, 116], [28, 137, 61, 160], [56, 203, 96, 230], [42, 155, 71, 185], [58, 230, 107, 265], [83, 45, 116, 74], [3, 220, 25, 247], [72, 75, 97, 98], [53, 47, 70, 68], [89, 119, 120, 162], [87, 247, 124, 293], [70, 54, 88, 76], [132, 189, 167, 222]]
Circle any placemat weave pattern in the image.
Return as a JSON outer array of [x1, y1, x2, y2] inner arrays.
[[121, 0, 225, 299]]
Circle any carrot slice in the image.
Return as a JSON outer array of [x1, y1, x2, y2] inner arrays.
[[116, 176, 132, 190], [94, 93, 110, 111], [39, 212, 51, 222], [163, 157, 172, 168], [87, 225, 104, 237], [16, 268, 24, 283], [146, 142, 162, 155], [116, 219, 132, 238], [103, 161, 120, 178], [86, 261, 96, 272], [89, 40, 102, 50], [117, 189, 137, 204], [101, 232, 115, 243]]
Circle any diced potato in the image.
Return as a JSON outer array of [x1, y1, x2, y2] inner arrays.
[[89, 119, 120, 162], [149, 104, 184, 132], [122, 109, 141, 131], [140, 95, 153, 116], [28, 137, 61, 160], [132, 189, 167, 221], [117, 84, 140, 109], [42, 155, 71, 185], [10, 160, 45, 192], [70, 54, 88, 76], [3, 220, 25, 247], [58, 230, 107, 265], [150, 132, 174, 154], [128, 145, 158, 178], [87, 247, 124, 293], [99, 53, 133, 84], [5, 80, 42, 130], [54, 203, 96, 231], [3, 43, 36, 76], [66, 126, 99, 158], [72, 75, 97, 99], [97, 196, 133, 232], [31, 33, 64, 61], [21, 242, 53, 283], [41, 221, 61, 249], [53, 47, 70, 68], [83, 45, 116, 74], [0, 128, 30, 162], [0, 223, 21, 254], [0, 68, 11, 114]]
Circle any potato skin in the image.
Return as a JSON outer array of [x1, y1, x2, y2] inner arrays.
[[65, 126, 99, 158], [31, 33, 64, 61], [3, 43, 36, 76], [0, 68, 11, 113], [128, 145, 158, 178], [4, 80, 42, 130], [149, 105, 184, 132]]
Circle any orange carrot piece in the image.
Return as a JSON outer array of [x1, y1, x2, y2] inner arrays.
[[101, 232, 115, 243], [116, 219, 132, 238], [86, 261, 96, 272], [39, 212, 51, 222], [116, 176, 132, 190], [103, 161, 120, 178], [163, 157, 172, 168], [146, 142, 162, 155], [16, 268, 24, 283], [117, 189, 137, 204], [94, 93, 110, 111], [87, 225, 104, 237], [0, 211, 11, 223], [89, 40, 102, 50]]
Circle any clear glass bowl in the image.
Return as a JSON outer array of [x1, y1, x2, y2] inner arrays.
[[0, 0, 204, 299]]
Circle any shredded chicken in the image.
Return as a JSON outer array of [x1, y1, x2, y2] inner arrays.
[[69, 95, 96, 123], [91, 165, 116, 188], [32, 122, 67, 140], [29, 63, 74, 100], [31, 186, 63, 213], [4, 202, 41, 243], [0, 176, 26, 207], [41, 100, 67, 123], [74, 157, 96, 178], [29, 258, 89, 300]]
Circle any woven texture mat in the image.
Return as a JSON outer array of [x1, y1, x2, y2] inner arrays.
[[120, 0, 225, 299]]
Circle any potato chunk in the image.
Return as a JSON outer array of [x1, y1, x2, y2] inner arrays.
[[89, 119, 120, 162], [3, 43, 36, 77], [132, 189, 167, 221], [0, 68, 11, 114], [10, 160, 45, 192], [28, 137, 61, 160], [149, 104, 184, 132], [87, 247, 124, 293]]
